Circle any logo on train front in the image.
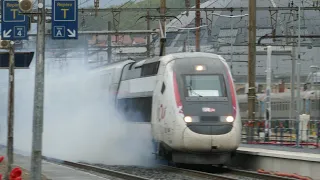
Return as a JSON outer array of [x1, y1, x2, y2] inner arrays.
[[202, 107, 215, 112]]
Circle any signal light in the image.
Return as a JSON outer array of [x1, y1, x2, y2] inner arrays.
[[19, 0, 33, 13]]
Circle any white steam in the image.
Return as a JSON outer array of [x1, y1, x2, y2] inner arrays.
[[0, 59, 156, 166]]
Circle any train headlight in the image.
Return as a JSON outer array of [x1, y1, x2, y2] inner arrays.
[[226, 116, 234, 123], [195, 65, 206, 71], [184, 116, 192, 123]]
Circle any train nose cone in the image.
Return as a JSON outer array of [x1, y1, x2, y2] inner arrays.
[[183, 128, 211, 152]]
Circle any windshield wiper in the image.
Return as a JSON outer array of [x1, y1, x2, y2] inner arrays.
[[188, 78, 203, 97], [187, 85, 203, 97]]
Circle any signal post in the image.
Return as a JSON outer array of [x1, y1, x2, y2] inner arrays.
[[1, 0, 32, 178], [14, 0, 79, 179]]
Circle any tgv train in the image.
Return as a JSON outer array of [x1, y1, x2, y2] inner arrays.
[[237, 90, 320, 121], [91, 52, 242, 165]]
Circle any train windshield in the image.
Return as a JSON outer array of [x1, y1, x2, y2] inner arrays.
[[184, 75, 227, 97]]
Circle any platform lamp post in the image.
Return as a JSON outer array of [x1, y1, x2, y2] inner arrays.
[[209, 13, 248, 75], [166, 25, 208, 52]]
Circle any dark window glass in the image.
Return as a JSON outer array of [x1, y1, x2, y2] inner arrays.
[[184, 75, 227, 97], [161, 82, 166, 94], [141, 62, 160, 77]]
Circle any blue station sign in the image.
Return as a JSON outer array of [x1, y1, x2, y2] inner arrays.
[[51, 0, 78, 40], [1, 0, 29, 40]]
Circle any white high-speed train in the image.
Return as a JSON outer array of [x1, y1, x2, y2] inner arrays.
[[91, 52, 242, 165]]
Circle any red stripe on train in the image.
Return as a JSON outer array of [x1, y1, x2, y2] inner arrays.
[[223, 63, 237, 118], [173, 72, 183, 111]]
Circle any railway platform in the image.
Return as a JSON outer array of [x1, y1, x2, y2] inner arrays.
[[15, 156, 108, 180], [240, 143, 320, 154], [0, 148, 108, 180], [233, 144, 320, 179]]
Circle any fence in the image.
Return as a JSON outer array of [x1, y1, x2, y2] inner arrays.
[[241, 118, 320, 148]]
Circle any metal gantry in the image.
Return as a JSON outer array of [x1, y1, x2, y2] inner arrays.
[[166, 25, 208, 52], [20, 6, 320, 13], [209, 13, 249, 75]]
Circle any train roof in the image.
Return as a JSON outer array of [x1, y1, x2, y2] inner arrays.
[[130, 52, 225, 67], [89, 60, 135, 75], [161, 52, 223, 62], [136, 52, 225, 66], [87, 52, 227, 81]]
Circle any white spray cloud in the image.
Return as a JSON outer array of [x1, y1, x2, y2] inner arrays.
[[0, 57, 157, 166]]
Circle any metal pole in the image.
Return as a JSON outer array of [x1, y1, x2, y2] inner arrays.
[[107, 21, 112, 63], [290, 8, 296, 127], [84, 36, 88, 65], [295, 5, 301, 147], [6, 44, 15, 180], [265, 46, 272, 141], [147, 10, 151, 57], [290, 42, 296, 125], [160, 0, 166, 55], [311, 71, 314, 90], [187, 29, 190, 51], [248, 0, 256, 142], [30, 0, 46, 179], [195, 0, 201, 52], [147, 0, 151, 57], [230, 17, 234, 74]]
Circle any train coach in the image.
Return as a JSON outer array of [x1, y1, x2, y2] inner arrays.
[[90, 52, 242, 166], [237, 90, 320, 122]]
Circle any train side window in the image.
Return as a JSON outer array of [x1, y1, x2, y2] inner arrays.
[[284, 103, 288, 110], [161, 82, 166, 94], [116, 97, 152, 123], [141, 62, 160, 77]]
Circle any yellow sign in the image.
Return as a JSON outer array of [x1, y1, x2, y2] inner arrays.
[[10, 9, 18, 19], [57, 2, 73, 19], [61, 9, 69, 19]]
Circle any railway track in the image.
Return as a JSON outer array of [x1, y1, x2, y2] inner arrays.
[[42, 156, 148, 180], [42, 156, 295, 180]]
